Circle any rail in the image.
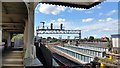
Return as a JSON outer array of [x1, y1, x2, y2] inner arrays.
[[53, 53, 93, 68]]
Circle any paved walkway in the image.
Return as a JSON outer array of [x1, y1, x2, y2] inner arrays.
[[2, 48, 24, 68]]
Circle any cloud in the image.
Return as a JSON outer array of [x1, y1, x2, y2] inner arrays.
[[106, 10, 117, 16], [46, 18, 66, 29], [68, 7, 87, 12], [82, 18, 94, 23], [98, 19, 105, 22], [84, 6, 101, 14], [97, 6, 101, 9], [49, 20, 56, 23], [74, 18, 118, 36], [69, 6, 98, 12], [38, 4, 66, 15], [106, 18, 112, 21], [81, 19, 118, 33], [103, 28, 112, 31], [70, 8, 86, 11], [57, 18, 66, 23], [98, 17, 113, 22]]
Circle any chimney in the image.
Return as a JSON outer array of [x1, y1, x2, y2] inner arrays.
[[60, 24, 63, 30], [51, 23, 53, 30]]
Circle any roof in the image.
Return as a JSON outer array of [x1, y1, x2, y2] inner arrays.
[[1, 1, 104, 34], [41, 0, 105, 9], [111, 34, 120, 38], [2, 2, 28, 34], [42, 2, 102, 9], [111, 34, 120, 36]]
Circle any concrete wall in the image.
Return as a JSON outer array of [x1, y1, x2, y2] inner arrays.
[[112, 38, 120, 53], [112, 38, 120, 48], [2, 31, 11, 47], [2, 31, 10, 40], [14, 38, 24, 48]]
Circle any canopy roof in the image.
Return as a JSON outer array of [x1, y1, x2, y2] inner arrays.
[[1, 0, 105, 34], [42, 0, 104, 9], [2, 2, 27, 34]]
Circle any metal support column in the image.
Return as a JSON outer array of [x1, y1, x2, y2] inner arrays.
[[79, 33, 81, 41]]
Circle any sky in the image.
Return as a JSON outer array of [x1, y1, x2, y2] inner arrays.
[[34, 2, 119, 39]]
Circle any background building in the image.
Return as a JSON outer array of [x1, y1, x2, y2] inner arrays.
[[111, 34, 120, 53]]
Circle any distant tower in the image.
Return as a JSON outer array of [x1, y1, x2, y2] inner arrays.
[[60, 24, 63, 30], [40, 22, 45, 29], [51, 23, 53, 30]]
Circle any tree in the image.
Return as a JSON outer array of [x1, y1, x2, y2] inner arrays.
[[11, 34, 24, 42], [107, 39, 112, 52], [52, 37, 58, 42], [89, 36, 94, 42], [95, 38, 101, 42], [47, 37, 52, 40], [84, 38, 88, 41]]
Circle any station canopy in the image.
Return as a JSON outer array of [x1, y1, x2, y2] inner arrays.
[[1, 0, 105, 34], [2, 2, 27, 34], [42, 0, 105, 9]]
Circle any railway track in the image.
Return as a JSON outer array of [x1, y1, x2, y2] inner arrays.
[[52, 53, 84, 67], [106, 52, 120, 60]]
